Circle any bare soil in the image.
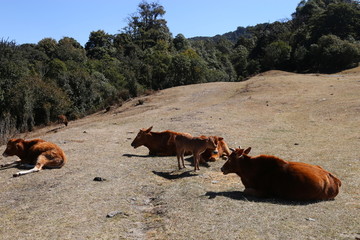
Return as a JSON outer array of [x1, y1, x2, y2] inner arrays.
[[1, 69, 359, 240]]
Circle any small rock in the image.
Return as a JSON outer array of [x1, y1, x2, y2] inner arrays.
[[305, 217, 316, 221], [211, 180, 219, 184], [93, 177, 106, 182], [106, 210, 129, 218]]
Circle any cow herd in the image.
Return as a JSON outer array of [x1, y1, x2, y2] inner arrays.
[[130, 126, 341, 201], [1, 125, 342, 201]]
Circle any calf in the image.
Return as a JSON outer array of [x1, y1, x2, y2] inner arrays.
[[221, 147, 341, 201], [131, 126, 191, 156], [2, 138, 67, 177], [58, 115, 68, 126], [174, 135, 217, 171], [200, 136, 231, 162]]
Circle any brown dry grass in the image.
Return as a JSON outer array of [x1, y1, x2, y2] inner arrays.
[[1, 68, 360, 240]]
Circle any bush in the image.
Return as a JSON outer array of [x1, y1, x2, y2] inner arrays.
[[262, 41, 292, 70], [311, 34, 360, 72]]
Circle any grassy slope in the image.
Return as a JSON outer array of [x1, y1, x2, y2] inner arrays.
[[0, 69, 359, 240]]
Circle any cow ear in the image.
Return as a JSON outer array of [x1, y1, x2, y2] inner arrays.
[[244, 147, 251, 155], [145, 126, 153, 133], [218, 137, 224, 141], [15, 140, 23, 150], [235, 148, 244, 158]]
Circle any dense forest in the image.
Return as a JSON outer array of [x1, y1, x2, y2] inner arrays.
[[1, 0, 360, 143]]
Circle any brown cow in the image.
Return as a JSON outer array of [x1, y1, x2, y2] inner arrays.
[[58, 115, 68, 126], [174, 135, 217, 171], [200, 136, 231, 162], [221, 147, 341, 201], [2, 138, 67, 177], [131, 126, 192, 156]]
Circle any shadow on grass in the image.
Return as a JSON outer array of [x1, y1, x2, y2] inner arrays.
[[46, 126, 65, 134], [0, 162, 60, 171], [122, 154, 211, 168], [184, 156, 211, 168], [122, 153, 152, 158], [0, 162, 19, 171], [123, 153, 179, 158], [152, 170, 197, 180], [204, 191, 322, 205]]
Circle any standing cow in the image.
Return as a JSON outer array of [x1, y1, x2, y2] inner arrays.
[[174, 135, 217, 171], [131, 126, 191, 156], [221, 147, 341, 201]]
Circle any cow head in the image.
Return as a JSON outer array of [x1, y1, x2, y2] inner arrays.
[[221, 147, 251, 175], [2, 139, 24, 157], [208, 137, 224, 161], [131, 126, 153, 148], [207, 136, 218, 152]]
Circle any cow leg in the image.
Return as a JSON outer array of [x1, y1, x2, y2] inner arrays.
[[194, 154, 200, 172], [181, 150, 186, 169], [13, 166, 41, 177], [13, 156, 46, 177], [177, 153, 182, 169]]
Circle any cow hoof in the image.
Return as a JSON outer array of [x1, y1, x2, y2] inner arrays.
[[13, 173, 20, 177]]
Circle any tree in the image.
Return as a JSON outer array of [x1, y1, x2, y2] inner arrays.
[[173, 34, 190, 51], [231, 45, 249, 78], [85, 30, 114, 59], [310, 2, 360, 40], [311, 34, 360, 72], [37, 38, 58, 59], [56, 37, 87, 62], [262, 41, 292, 70], [123, 1, 171, 50]]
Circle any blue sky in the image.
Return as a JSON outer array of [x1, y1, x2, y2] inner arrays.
[[1, 0, 301, 46]]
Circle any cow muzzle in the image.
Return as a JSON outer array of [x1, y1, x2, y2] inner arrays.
[[2, 152, 9, 157], [220, 166, 228, 175]]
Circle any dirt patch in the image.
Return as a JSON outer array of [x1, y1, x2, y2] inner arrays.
[[1, 69, 360, 239]]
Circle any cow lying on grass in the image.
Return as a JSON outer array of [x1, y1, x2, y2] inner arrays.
[[2, 138, 67, 177], [174, 135, 217, 171], [131, 126, 192, 156], [200, 136, 231, 162], [221, 147, 341, 201]]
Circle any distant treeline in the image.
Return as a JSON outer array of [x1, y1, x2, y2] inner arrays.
[[1, 0, 360, 143]]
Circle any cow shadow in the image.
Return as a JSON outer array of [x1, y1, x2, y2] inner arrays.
[[204, 191, 322, 206], [123, 153, 179, 158], [0, 162, 19, 171], [0, 162, 56, 171], [122, 153, 152, 158], [152, 170, 197, 180], [122, 154, 211, 168], [46, 126, 65, 134], [184, 156, 211, 168]]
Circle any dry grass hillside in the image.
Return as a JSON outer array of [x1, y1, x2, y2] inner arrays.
[[0, 69, 359, 240]]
